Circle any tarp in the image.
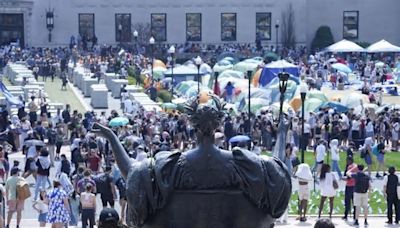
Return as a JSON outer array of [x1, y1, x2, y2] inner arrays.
[[259, 60, 299, 86], [0, 82, 24, 107], [366, 39, 400, 53], [325, 39, 365, 52]]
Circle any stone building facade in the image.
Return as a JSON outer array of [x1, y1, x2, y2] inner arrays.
[[1, 0, 399, 48]]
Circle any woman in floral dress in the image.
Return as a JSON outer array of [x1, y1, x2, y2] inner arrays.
[[46, 180, 71, 228]]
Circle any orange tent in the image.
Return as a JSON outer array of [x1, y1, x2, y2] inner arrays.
[[289, 97, 302, 112], [153, 59, 166, 68], [252, 69, 263, 87]]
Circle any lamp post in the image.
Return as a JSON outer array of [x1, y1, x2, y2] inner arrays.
[[275, 20, 279, 55], [133, 30, 138, 54], [168, 45, 175, 97], [149, 36, 155, 79], [300, 85, 307, 163], [247, 70, 252, 138], [278, 72, 289, 120], [46, 10, 54, 42], [195, 56, 202, 96]]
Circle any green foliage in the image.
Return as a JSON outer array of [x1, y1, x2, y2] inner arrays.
[[158, 89, 172, 102], [311, 26, 334, 53]]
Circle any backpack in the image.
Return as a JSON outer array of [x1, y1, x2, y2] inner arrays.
[[60, 160, 71, 176], [94, 174, 110, 194], [16, 178, 31, 201]]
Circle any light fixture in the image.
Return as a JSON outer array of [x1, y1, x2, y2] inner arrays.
[[194, 56, 202, 66], [149, 36, 155, 44], [168, 45, 175, 54], [133, 30, 138, 38]]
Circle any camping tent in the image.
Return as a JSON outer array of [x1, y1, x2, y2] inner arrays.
[[325, 39, 365, 52], [258, 60, 299, 86], [366, 39, 400, 53], [164, 65, 205, 85]]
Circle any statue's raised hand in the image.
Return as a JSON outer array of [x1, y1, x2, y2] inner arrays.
[[91, 122, 113, 138]]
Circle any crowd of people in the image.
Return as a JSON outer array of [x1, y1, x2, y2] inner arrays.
[[1, 40, 400, 228]]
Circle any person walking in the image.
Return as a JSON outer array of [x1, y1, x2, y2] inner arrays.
[[329, 139, 342, 179], [383, 166, 400, 224], [97, 166, 116, 208], [373, 142, 386, 178], [318, 164, 338, 219], [315, 140, 326, 176], [342, 156, 357, 221], [46, 180, 70, 228], [295, 163, 313, 222], [46, 123, 57, 166], [351, 164, 371, 226], [34, 148, 51, 200], [32, 190, 48, 227], [5, 167, 26, 228], [80, 184, 96, 228]]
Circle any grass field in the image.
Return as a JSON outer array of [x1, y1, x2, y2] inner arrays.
[[43, 78, 86, 112], [288, 190, 387, 215], [263, 150, 400, 172]]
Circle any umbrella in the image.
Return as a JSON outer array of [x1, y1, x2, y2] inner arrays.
[[161, 103, 177, 110], [327, 57, 338, 63], [307, 90, 328, 102], [109, 117, 129, 127], [318, 101, 348, 113], [264, 52, 278, 61], [375, 61, 385, 67], [24, 139, 45, 147], [304, 98, 324, 112], [331, 63, 352, 74], [215, 132, 224, 139], [229, 135, 250, 143]]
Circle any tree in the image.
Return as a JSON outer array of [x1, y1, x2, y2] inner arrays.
[[310, 26, 334, 53], [281, 3, 296, 50]]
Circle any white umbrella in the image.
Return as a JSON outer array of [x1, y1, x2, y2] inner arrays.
[[367, 39, 400, 53], [325, 39, 365, 52]]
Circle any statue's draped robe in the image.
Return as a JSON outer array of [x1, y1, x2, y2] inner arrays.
[[126, 148, 292, 226]]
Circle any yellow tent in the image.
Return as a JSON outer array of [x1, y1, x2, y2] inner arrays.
[[153, 59, 166, 69], [289, 97, 302, 112], [252, 68, 263, 87]]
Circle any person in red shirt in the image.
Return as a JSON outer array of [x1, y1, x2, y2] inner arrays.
[[343, 156, 358, 221], [86, 149, 101, 174]]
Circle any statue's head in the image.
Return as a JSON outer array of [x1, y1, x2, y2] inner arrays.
[[185, 93, 225, 139]]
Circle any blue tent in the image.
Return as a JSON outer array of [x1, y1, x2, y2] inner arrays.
[[259, 60, 300, 86]]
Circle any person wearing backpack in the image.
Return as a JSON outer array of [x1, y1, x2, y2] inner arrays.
[[77, 169, 96, 194], [96, 166, 116, 208], [34, 148, 51, 200], [5, 167, 27, 228]]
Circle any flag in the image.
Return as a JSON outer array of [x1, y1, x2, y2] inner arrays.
[[0, 82, 23, 107]]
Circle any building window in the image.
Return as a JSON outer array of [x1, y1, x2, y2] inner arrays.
[[343, 11, 359, 39], [186, 13, 201, 42], [221, 13, 236, 41], [256, 13, 271, 40], [0, 14, 24, 47], [115, 14, 131, 42], [79, 13, 95, 40], [151, 13, 167, 42]]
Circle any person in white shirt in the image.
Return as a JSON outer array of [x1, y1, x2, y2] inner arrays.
[[32, 190, 48, 227], [315, 140, 326, 176], [318, 164, 338, 219], [330, 139, 342, 179], [135, 145, 148, 162]]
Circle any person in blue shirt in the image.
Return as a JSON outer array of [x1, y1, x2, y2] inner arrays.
[[224, 81, 235, 103]]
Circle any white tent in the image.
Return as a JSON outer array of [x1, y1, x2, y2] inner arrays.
[[265, 59, 297, 68], [325, 39, 365, 52], [366, 39, 400, 53]]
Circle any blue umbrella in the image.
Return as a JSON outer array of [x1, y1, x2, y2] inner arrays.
[[317, 101, 348, 113], [229, 135, 251, 143], [331, 63, 352, 74], [109, 117, 129, 127]]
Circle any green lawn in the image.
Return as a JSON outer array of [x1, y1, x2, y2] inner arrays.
[[43, 78, 86, 112], [288, 190, 387, 215], [263, 150, 400, 172]]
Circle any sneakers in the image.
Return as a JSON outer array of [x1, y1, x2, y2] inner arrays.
[[364, 219, 368, 226], [354, 220, 359, 226]]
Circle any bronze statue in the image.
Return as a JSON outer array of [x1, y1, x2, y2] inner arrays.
[[93, 95, 291, 228]]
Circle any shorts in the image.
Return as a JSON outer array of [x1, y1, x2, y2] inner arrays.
[[38, 212, 48, 222], [298, 184, 310, 200], [7, 200, 24, 212], [101, 195, 115, 207], [354, 193, 368, 207], [376, 153, 384, 163]]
